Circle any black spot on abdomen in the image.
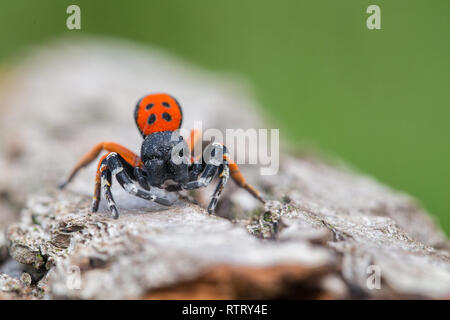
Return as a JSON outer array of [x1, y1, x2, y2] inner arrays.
[[148, 113, 156, 125], [162, 112, 172, 122]]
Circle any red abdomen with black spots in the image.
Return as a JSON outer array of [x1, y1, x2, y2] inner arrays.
[[134, 93, 183, 137]]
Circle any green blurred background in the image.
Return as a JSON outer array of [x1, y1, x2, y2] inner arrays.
[[0, 1, 449, 234]]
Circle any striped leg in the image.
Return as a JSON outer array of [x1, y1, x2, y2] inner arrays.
[[91, 152, 119, 219], [162, 142, 265, 214], [102, 166, 119, 219], [105, 152, 173, 207], [92, 152, 172, 219], [208, 143, 266, 204], [91, 153, 109, 213], [87, 152, 119, 218], [205, 144, 264, 213], [207, 164, 229, 214], [183, 163, 220, 190]]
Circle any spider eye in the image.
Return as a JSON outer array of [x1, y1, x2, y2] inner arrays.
[[145, 103, 154, 110], [162, 102, 170, 108], [147, 114, 156, 125], [162, 112, 172, 122]]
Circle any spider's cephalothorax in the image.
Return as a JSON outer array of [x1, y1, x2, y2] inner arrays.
[[59, 93, 265, 219]]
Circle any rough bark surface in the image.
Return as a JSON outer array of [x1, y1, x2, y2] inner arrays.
[[0, 38, 449, 299]]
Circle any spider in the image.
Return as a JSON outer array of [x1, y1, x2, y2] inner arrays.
[[59, 93, 265, 219]]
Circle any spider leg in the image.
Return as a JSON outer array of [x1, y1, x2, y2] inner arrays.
[[165, 161, 204, 192], [224, 154, 265, 204], [166, 143, 225, 214], [183, 162, 220, 189], [187, 128, 202, 162], [164, 161, 223, 213], [134, 167, 150, 190], [102, 165, 119, 219], [207, 164, 229, 214], [105, 152, 173, 207], [92, 153, 109, 213], [90, 153, 120, 219], [163, 129, 206, 192], [59, 141, 143, 189], [165, 142, 265, 214], [205, 144, 265, 213]]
